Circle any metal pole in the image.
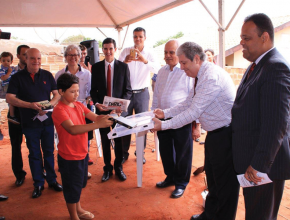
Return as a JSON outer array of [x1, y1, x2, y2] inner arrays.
[[116, 27, 123, 53], [218, 0, 225, 68]]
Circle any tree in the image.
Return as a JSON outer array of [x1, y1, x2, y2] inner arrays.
[[61, 34, 93, 45], [153, 31, 184, 48]]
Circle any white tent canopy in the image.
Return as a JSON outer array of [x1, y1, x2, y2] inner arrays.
[[0, 0, 192, 28]]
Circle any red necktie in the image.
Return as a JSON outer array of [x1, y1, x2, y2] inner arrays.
[[246, 63, 256, 80], [107, 64, 112, 97]]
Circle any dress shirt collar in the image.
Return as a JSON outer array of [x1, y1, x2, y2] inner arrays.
[[165, 63, 180, 71], [65, 64, 81, 72], [254, 47, 275, 65], [105, 59, 115, 68], [196, 60, 208, 79]]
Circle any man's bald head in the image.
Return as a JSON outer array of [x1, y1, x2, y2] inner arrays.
[[164, 39, 180, 70], [26, 48, 42, 74]]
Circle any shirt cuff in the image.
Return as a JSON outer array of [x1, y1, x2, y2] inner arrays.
[[161, 120, 171, 130], [164, 109, 171, 119]]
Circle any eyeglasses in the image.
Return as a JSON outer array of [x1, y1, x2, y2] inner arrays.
[[67, 54, 80, 57]]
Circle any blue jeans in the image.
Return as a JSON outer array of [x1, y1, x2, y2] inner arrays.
[[22, 125, 57, 187]]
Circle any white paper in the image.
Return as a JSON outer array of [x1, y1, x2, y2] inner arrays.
[[107, 111, 155, 139], [237, 172, 272, 188], [103, 96, 130, 112], [32, 113, 49, 122]]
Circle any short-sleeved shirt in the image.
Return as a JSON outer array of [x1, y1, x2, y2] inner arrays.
[[7, 67, 57, 128], [52, 101, 90, 160]]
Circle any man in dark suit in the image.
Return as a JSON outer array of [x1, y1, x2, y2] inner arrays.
[[91, 38, 132, 182], [232, 13, 290, 220]]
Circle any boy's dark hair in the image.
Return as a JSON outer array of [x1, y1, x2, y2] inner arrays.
[[102, 38, 116, 48], [0, 52, 13, 61], [57, 73, 79, 92], [79, 44, 87, 51], [133, 27, 146, 37], [17, 45, 30, 55], [244, 13, 274, 42]]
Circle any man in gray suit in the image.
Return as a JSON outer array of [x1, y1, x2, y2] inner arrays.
[[232, 13, 290, 220]]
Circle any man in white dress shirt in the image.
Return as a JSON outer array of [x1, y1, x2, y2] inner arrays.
[[152, 40, 194, 198], [119, 27, 159, 163], [152, 42, 240, 220]]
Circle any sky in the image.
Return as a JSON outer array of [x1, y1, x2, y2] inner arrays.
[[1, 0, 290, 49]]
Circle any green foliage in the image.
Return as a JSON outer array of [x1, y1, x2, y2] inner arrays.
[[61, 34, 92, 45], [11, 36, 24, 40], [153, 31, 184, 48]]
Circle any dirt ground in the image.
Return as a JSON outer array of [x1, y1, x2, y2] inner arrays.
[[1, 107, 290, 220]]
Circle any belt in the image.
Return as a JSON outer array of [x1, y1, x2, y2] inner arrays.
[[132, 87, 148, 93], [208, 124, 230, 134]]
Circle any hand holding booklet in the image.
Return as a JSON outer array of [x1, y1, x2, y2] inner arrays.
[[37, 100, 53, 110], [237, 172, 272, 188], [103, 96, 130, 112]]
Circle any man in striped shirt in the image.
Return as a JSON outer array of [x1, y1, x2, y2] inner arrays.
[[153, 42, 240, 220]]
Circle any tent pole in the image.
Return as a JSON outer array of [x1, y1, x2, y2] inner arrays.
[[116, 27, 123, 53], [218, 0, 225, 68]]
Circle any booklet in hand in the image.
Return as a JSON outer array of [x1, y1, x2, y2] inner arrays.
[[37, 100, 53, 110]]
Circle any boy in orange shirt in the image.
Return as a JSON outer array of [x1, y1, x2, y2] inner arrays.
[[52, 73, 113, 220]]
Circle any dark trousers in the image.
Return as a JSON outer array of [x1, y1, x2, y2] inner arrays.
[[243, 180, 284, 220], [22, 125, 57, 187], [8, 120, 26, 180], [122, 88, 149, 158], [157, 123, 192, 189], [203, 126, 240, 220], [100, 126, 123, 172]]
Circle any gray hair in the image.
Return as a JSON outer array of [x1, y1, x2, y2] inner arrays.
[[64, 44, 81, 57], [177, 42, 206, 61]]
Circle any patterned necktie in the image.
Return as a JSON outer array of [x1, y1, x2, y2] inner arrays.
[[246, 63, 256, 80], [107, 64, 112, 97]]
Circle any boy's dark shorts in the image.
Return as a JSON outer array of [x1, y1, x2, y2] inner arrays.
[[58, 154, 88, 203]]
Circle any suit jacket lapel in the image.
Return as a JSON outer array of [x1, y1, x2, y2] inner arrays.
[[236, 48, 277, 100], [100, 60, 107, 92], [236, 65, 251, 99], [113, 59, 119, 97]]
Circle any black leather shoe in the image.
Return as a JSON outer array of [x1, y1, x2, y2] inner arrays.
[[15, 176, 25, 187], [156, 180, 174, 188], [101, 171, 113, 182], [122, 157, 128, 164], [171, 188, 185, 198], [190, 214, 204, 220], [43, 171, 47, 178], [49, 182, 63, 191], [0, 195, 8, 201], [0, 216, 5, 220], [115, 170, 127, 181], [32, 186, 44, 198]]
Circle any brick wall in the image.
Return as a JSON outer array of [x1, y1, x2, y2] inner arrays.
[[225, 66, 246, 88]]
